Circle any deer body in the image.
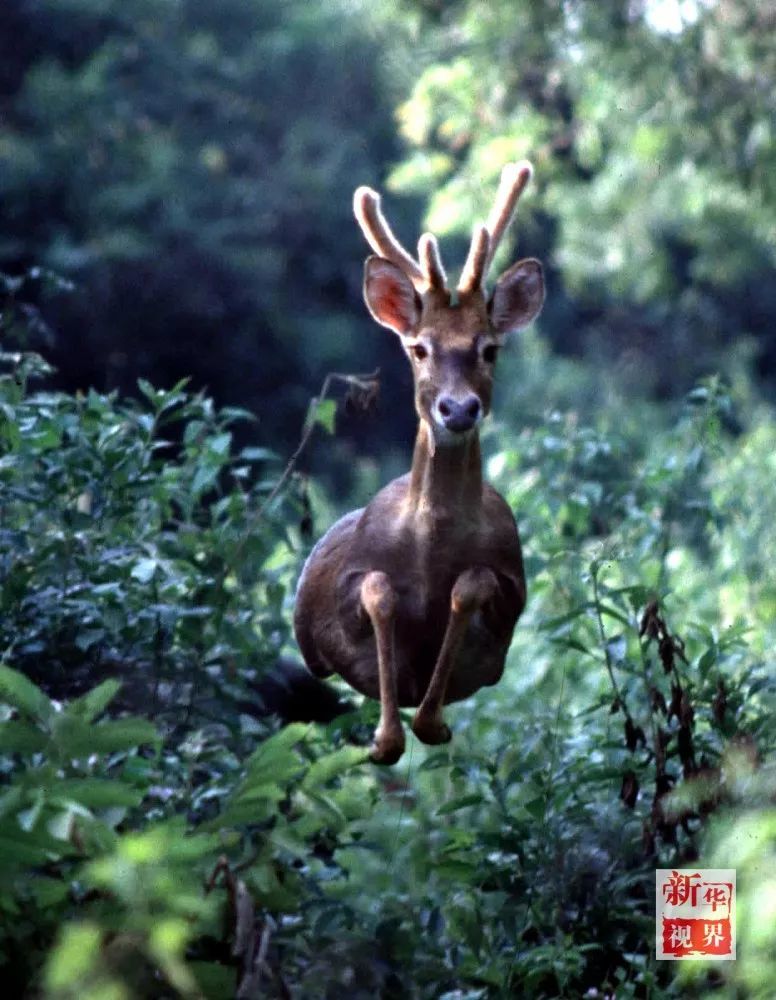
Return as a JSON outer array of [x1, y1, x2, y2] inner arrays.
[[294, 163, 545, 763], [295, 439, 524, 706]]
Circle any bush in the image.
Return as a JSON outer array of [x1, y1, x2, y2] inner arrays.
[[1, 337, 774, 997]]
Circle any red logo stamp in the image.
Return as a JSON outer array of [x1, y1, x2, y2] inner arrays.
[[656, 869, 736, 960]]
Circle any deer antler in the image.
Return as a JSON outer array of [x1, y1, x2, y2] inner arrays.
[[457, 160, 533, 296], [457, 225, 490, 298], [353, 187, 447, 293], [417, 233, 447, 292], [353, 187, 424, 288], [355, 161, 533, 298]]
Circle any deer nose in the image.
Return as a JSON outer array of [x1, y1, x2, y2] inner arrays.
[[437, 394, 481, 433]]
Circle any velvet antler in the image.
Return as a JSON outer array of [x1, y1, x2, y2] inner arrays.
[[355, 160, 534, 299], [353, 187, 424, 288], [457, 160, 533, 296], [353, 187, 447, 294]]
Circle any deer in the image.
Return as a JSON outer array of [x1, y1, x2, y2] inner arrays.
[[293, 161, 545, 764]]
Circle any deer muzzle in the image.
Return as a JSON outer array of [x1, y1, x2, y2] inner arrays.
[[435, 394, 482, 434]]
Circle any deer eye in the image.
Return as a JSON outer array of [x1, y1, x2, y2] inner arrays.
[[482, 344, 499, 364], [411, 343, 429, 361]]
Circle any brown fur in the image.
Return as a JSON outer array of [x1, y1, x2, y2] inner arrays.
[[294, 163, 545, 763]]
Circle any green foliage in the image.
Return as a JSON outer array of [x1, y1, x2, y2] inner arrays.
[[0, 346, 296, 722], [390, 0, 776, 399], [0, 0, 409, 478], [0, 1, 774, 996], [2, 327, 774, 997]]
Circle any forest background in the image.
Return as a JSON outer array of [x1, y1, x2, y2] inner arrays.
[[0, 1, 774, 997]]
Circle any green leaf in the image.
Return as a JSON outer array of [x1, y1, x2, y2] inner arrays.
[[433, 859, 477, 879], [31, 876, 70, 909], [74, 627, 105, 652], [191, 464, 218, 496], [243, 722, 310, 777], [205, 796, 280, 829], [306, 397, 336, 434], [230, 782, 285, 807], [240, 446, 278, 462], [300, 788, 347, 827], [207, 432, 232, 457], [597, 603, 631, 628], [131, 557, 158, 583], [0, 719, 48, 754], [68, 679, 122, 723], [137, 377, 158, 404], [0, 664, 53, 723], [53, 779, 144, 810], [44, 922, 103, 992], [300, 746, 368, 789], [436, 793, 484, 816], [523, 797, 547, 820], [18, 790, 46, 832], [89, 718, 161, 754], [0, 833, 54, 869], [53, 715, 159, 758], [218, 406, 256, 424], [0, 786, 24, 819], [418, 750, 453, 772], [550, 637, 591, 656], [697, 647, 717, 677], [538, 606, 592, 631]]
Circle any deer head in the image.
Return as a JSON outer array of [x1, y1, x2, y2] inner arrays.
[[354, 162, 545, 446]]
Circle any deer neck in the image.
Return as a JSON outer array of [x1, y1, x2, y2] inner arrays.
[[405, 421, 483, 527]]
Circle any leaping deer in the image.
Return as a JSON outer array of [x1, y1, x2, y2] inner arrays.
[[294, 162, 545, 763]]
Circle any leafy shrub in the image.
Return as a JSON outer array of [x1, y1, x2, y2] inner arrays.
[[0, 347, 292, 723], [1, 334, 774, 997]]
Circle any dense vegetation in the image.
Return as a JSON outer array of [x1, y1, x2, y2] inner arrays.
[[0, 0, 774, 997]]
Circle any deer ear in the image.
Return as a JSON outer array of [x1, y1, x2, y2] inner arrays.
[[363, 256, 421, 336], [489, 258, 545, 335]]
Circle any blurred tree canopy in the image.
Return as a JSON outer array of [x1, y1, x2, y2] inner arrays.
[[0, 0, 414, 463], [391, 0, 776, 398], [1, 0, 774, 482]]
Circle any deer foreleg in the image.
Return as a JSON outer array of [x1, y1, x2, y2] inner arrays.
[[360, 571, 406, 765], [412, 567, 499, 745]]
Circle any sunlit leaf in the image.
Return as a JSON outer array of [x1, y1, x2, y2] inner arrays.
[[306, 398, 336, 435]]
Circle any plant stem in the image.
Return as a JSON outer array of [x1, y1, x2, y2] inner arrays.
[[592, 565, 629, 717]]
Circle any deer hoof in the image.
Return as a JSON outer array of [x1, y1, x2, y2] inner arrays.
[[369, 729, 405, 765], [411, 712, 452, 745]]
